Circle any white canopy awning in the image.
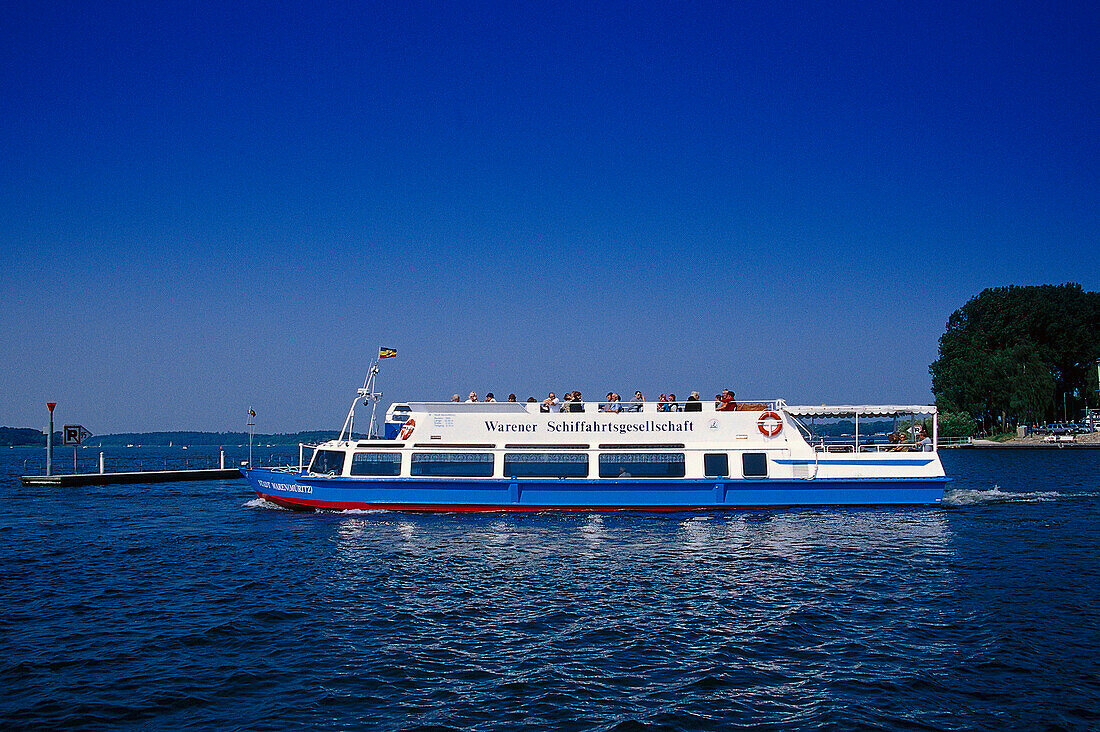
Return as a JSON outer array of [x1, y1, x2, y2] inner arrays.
[[783, 405, 937, 417]]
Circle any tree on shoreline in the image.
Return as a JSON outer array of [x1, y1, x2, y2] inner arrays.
[[930, 284, 1100, 430]]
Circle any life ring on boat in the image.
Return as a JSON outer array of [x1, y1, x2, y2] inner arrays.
[[757, 411, 783, 437], [399, 418, 416, 440]]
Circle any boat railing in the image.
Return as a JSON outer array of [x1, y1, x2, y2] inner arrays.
[[811, 443, 936, 453], [856, 443, 935, 453], [402, 400, 782, 414]]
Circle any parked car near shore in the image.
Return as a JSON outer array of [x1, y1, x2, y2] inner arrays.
[[1036, 423, 1081, 435]]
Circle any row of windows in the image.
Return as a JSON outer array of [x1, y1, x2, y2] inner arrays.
[[313, 450, 769, 479]]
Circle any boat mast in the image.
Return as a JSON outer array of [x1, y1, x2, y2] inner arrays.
[[339, 351, 384, 443]]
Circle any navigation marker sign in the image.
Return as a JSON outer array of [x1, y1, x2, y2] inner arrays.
[[64, 425, 92, 445]]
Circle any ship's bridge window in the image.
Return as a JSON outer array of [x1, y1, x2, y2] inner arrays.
[[411, 453, 494, 477], [742, 453, 768, 479], [310, 449, 346, 475], [350, 452, 401, 476], [504, 453, 588, 478], [599, 453, 685, 478], [704, 453, 729, 478]]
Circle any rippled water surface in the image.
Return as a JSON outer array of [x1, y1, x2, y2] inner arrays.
[[3, 447, 1099, 729]]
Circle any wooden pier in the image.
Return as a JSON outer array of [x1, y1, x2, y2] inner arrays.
[[20, 468, 242, 487]]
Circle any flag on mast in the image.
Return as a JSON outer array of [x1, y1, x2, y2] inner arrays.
[[379, 347, 397, 359]]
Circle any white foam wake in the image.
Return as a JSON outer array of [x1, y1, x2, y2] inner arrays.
[[943, 485, 1063, 506], [243, 497, 289, 510]]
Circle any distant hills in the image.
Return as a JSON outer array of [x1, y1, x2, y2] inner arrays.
[[0, 427, 339, 447], [0, 427, 53, 447], [3, 419, 916, 448]]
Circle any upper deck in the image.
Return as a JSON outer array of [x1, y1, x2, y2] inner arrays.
[[381, 399, 792, 449], [367, 400, 939, 451]]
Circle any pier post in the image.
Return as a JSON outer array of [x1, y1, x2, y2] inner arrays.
[[99, 452, 105, 474], [46, 402, 56, 476], [220, 449, 225, 469]]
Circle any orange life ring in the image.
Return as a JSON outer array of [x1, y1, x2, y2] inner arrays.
[[399, 418, 416, 440], [757, 411, 783, 437]]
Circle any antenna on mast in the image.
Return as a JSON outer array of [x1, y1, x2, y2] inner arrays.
[[340, 346, 391, 442]]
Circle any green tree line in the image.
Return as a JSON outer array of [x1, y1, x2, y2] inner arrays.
[[930, 284, 1100, 431]]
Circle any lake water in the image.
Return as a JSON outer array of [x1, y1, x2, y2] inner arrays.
[[3, 446, 1099, 729]]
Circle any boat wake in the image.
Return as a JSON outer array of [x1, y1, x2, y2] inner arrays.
[[942, 485, 1090, 507], [243, 497, 289, 510]]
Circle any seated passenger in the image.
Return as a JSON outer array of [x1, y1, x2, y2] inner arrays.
[[541, 392, 558, 413], [600, 392, 614, 412], [569, 390, 584, 412], [919, 426, 933, 452], [451, 394, 461, 402], [608, 393, 623, 413], [717, 389, 737, 411], [684, 391, 702, 412], [466, 392, 478, 403], [667, 393, 679, 412], [485, 392, 496, 402], [657, 394, 668, 412], [507, 394, 517, 402], [628, 390, 644, 412]]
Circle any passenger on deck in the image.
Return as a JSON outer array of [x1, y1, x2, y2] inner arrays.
[[541, 392, 558, 413], [889, 431, 910, 451], [657, 394, 668, 412], [629, 391, 645, 412], [667, 393, 679, 412], [717, 389, 737, 411], [600, 393, 614, 412], [526, 397, 537, 403], [451, 394, 461, 402], [559, 392, 573, 412], [569, 391, 584, 412], [485, 393, 496, 402], [919, 426, 933, 451], [607, 393, 622, 413], [466, 392, 478, 403], [685, 391, 702, 412], [507, 394, 517, 402]]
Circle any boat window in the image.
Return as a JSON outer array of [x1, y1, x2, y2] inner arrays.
[[598, 453, 685, 478], [310, 449, 346, 475], [350, 452, 401, 476], [742, 453, 768, 479], [410, 453, 494, 477], [704, 453, 728, 478], [504, 453, 588, 478]]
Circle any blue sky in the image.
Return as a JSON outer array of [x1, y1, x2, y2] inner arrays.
[[2, 1, 1097, 433]]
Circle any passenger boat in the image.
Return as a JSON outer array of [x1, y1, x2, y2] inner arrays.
[[241, 370, 949, 511]]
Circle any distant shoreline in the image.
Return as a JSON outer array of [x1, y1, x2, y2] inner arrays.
[[962, 432, 1100, 449], [0, 429, 339, 448]]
